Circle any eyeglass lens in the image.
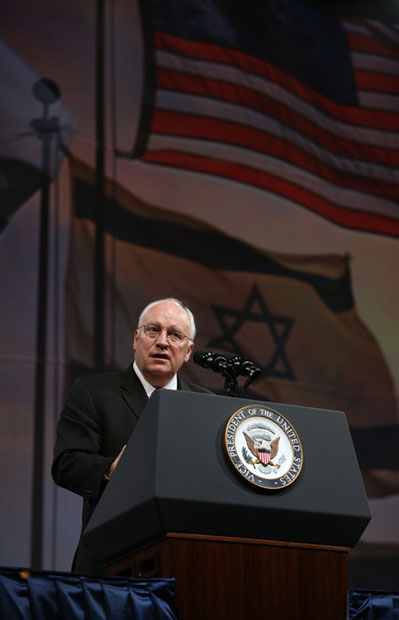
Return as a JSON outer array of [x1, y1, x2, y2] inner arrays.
[[142, 324, 185, 344]]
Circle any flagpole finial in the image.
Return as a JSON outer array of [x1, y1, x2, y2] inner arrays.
[[32, 78, 61, 106]]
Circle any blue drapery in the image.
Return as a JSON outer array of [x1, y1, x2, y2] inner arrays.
[[0, 568, 178, 619], [1, 568, 398, 619], [349, 590, 399, 620]]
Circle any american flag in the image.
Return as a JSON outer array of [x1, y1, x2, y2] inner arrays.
[[133, 0, 398, 237]]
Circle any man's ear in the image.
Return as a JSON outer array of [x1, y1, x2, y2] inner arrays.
[[133, 329, 139, 351], [184, 342, 194, 363]]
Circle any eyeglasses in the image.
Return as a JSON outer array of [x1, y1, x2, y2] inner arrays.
[[140, 323, 192, 345]]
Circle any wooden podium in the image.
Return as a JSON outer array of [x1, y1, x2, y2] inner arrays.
[[84, 391, 370, 619]]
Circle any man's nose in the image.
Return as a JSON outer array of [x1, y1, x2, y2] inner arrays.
[[156, 329, 169, 346]]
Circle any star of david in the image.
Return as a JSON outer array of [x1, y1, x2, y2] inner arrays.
[[207, 284, 295, 380]]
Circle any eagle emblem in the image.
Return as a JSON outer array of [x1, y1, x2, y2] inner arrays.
[[243, 431, 280, 469], [225, 405, 303, 489]]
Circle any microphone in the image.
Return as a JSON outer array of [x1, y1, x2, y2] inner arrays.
[[239, 358, 262, 379], [194, 350, 262, 397], [193, 351, 261, 379], [193, 350, 234, 374]]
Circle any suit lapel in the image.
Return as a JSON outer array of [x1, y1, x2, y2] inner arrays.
[[119, 366, 195, 421], [177, 376, 191, 391], [119, 364, 148, 421]]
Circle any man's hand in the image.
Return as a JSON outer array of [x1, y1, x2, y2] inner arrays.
[[105, 444, 126, 480]]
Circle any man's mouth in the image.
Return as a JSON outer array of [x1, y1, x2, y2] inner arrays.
[[151, 353, 169, 360]]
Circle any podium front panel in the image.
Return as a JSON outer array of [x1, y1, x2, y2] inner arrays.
[[84, 391, 370, 562]]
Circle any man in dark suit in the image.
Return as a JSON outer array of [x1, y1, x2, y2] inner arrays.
[[52, 298, 211, 574]]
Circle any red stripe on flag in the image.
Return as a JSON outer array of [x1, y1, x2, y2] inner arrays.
[[345, 32, 399, 59], [155, 31, 399, 129], [151, 109, 399, 201], [142, 149, 399, 237], [353, 70, 399, 94], [157, 67, 398, 166]]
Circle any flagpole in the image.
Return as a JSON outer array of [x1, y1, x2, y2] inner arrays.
[[30, 79, 61, 569], [94, 0, 106, 370]]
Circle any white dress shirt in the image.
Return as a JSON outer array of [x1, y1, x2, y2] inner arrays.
[[133, 360, 177, 397]]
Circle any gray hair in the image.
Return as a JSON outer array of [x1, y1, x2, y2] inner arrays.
[[138, 298, 196, 341]]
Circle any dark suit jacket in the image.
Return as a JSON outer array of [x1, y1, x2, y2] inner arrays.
[[52, 364, 212, 575]]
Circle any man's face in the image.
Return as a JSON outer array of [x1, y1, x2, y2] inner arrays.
[[133, 301, 194, 387]]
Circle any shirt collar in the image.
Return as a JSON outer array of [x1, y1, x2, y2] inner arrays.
[[133, 360, 178, 397]]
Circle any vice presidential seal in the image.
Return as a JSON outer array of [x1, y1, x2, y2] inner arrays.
[[224, 405, 303, 489]]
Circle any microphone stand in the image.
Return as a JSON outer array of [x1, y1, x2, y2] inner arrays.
[[219, 357, 262, 398], [220, 356, 242, 398], [223, 368, 239, 398]]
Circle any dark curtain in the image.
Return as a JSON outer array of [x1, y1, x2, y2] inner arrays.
[[349, 589, 399, 620], [1, 567, 398, 619], [0, 568, 178, 619]]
